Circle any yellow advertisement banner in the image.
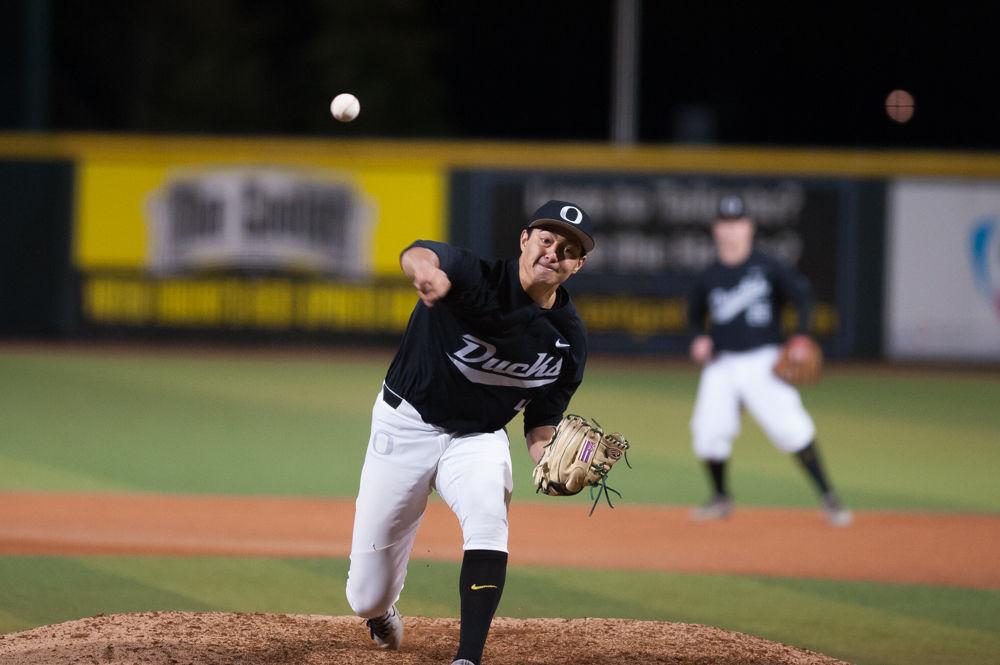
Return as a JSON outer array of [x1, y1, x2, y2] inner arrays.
[[83, 274, 838, 338], [75, 145, 446, 277], [84, 275, 419, 332]]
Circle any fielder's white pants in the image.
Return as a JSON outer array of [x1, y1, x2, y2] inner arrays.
[[345, 386, 513, 619], [690, 345, 815, 461]]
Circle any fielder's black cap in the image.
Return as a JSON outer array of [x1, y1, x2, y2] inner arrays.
[[526, 200, 595, 253], [716, 194, 751, 221]]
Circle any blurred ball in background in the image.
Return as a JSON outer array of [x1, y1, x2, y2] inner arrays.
[[885, 89, 915, 124]]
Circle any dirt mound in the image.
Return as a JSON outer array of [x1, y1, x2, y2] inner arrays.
[[0, 611, 849, 665]]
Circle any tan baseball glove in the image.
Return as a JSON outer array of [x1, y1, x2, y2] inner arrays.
[[773, 335, 823, 385], [532, 415, 630, 514]]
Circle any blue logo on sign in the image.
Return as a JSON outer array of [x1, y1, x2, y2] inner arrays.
[[970, 217, 1000, 318]]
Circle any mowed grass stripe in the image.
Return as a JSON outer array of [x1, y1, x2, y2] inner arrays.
[[0, 354, 376, 495], [0, 556, 217, 633], [80, 556, 352, 616]]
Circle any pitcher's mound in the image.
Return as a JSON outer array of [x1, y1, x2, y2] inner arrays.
[[0, 611, 849, 664]]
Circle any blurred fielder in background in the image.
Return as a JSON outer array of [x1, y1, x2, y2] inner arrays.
[[686, 194, 852, 527], [346, 201, 594, 665]]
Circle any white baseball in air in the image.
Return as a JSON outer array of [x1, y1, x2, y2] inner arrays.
[[330, 93, 360, 122]]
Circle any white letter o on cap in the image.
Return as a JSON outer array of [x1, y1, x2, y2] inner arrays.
[[559, 206, 583, 225]]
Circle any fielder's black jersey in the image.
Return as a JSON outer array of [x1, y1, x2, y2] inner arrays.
[[687, 248, 813, 352], [385, 240, 587, 435]]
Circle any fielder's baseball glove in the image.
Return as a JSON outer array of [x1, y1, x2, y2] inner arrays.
[[773, 335, 823, 385], [532, 415, 630, 515]]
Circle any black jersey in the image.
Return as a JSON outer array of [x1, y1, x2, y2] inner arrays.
[[385, 240, 587, 435], [687, 248, 813, 352]]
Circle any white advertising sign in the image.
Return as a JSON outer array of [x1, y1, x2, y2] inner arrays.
[[887, 180, 1000, 360]]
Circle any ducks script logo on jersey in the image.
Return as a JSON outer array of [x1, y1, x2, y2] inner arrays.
[[708, 268, 773, 327], [449, 334, 563, 388]]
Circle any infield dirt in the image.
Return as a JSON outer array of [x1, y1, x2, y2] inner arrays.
[[1, 492, 997, 589]]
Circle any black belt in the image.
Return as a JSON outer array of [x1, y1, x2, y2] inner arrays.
[[382, 385, 402, 409]]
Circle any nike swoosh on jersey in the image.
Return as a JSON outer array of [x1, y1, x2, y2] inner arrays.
[[555, 339, 570, 348], [470, 584, 499, 591]]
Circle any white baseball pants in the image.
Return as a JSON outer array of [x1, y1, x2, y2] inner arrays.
[[345, 385, 513, 619], [690, 345, 816, 460]]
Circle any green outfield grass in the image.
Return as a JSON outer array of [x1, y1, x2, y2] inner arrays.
[[1, 347, 999, 664], [1, 348, 998, 510], [0, 555, 998, 665]]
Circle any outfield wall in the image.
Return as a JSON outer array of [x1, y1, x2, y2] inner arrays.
[[887, 180, 1000, 360], [1, 133, 998, 360], [0, 158, 76, 336]]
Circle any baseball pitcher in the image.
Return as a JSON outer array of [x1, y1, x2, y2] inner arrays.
[[346, 200, 614, 665]]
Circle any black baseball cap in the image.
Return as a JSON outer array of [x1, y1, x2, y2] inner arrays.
[[526, 200, 595, 253], [715, 194, 751, 221]]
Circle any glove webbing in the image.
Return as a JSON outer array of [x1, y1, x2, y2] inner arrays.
[[586, 429, 631, 516]]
